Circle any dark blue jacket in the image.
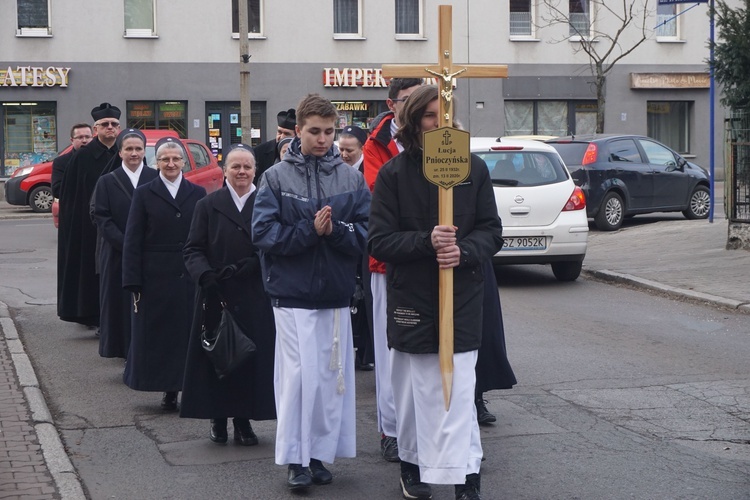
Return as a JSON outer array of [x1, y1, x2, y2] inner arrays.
[[251, 137, 370, 309]]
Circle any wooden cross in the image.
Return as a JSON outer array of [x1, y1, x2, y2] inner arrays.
[[382, 5, 508, 410]]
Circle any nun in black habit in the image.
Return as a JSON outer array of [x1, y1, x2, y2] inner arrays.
[[181, 144, 276, 446], [57, 103, 121, 327], [122, 138, 206, 410], [91, 129, 158, 359]]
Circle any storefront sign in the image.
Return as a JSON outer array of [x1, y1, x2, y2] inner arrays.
[[323, 67, 450, 90], [630, 73, 709, 89], [323, 68, 389, 88], [0, 66, 71, 88], [334, 101, 369, 111]]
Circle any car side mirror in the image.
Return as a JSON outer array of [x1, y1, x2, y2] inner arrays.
[[676, 157, 687, 171]]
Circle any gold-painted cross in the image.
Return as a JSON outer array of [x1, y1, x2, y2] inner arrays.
[[382, 5, 508, 410]]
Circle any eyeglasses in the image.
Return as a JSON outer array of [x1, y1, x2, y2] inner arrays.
[[391, 97, 409, 103], [97, 121, 120, 128], [157, 157, 184, 164], [73, 135, 92, 140]]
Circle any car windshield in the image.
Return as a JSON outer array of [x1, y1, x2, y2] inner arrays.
[[145, 146, 157, 169], [547, 142, 589, 166], [475, 151, 569, 187]]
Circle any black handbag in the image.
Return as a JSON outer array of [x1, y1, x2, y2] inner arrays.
[[201, 300, 256, 380]]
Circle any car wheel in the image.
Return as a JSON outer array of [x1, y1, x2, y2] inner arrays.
[[29, 185, 53, 213], [682, 185, 710, 220], [594, 192, 624, 231], [551, 261, 582, 282]]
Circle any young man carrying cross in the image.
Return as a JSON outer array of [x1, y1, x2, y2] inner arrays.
[[368, 85, 503, 500]]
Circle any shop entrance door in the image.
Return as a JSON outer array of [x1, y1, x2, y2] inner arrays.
[[205, 102, 265, 165]]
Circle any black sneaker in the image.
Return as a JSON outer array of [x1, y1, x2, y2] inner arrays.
[[381, 435, 400, 462], [455, 473, 481, 500], [475, 398, 496, 425], [287, 464, 312, 490], [400, 461, 432, 499]]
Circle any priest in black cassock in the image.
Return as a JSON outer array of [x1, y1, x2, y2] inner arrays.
[[91, 129, 158, 359], [57, 103, 122, 327]]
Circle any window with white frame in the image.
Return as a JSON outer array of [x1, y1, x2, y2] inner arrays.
[[124, 0, 156, 37], [395, 0, 422, 37], [510, 0, 533, 38], [231, 0, 262, 36], [568, 0, 591, 38], [656, 3, 679, 39], [647, 101, 690, 154], [16, 0, 51, 36], [334, 0, 362, 37]]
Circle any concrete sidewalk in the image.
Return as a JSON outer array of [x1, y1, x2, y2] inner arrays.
[[583, 216, 750, 314]]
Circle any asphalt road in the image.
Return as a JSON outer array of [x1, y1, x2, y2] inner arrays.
[[1, 217, 748, 499]]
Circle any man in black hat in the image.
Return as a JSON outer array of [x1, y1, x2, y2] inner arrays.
[[252, 108, 296, 184], [57, 103, 122, 328]]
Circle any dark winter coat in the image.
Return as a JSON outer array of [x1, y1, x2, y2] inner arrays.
[[122, 176, 206, 391], [51, 149, 75, 199], [476, 260, 516, 393], [57, 137, 117, 325], [368, 150, 504, 354], [252, 137, 371, 310], [252, 138, 278, 185], [91, 165, 158, 358], [180, 187, 276, 420]]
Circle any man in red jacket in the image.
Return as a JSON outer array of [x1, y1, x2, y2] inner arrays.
[[361, 77, 423, 463]]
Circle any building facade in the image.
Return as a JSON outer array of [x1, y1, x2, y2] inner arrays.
[[0, 0, 734, 177]]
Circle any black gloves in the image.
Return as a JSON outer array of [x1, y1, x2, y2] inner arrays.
[[199, 270, 220, 292]]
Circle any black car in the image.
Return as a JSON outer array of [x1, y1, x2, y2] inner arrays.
[[547, 135, 711, 230]]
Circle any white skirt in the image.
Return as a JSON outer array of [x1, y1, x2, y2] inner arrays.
[[391, 349, 482, 484], [273, 306, 357, 466], [371, 272, 397, 437]]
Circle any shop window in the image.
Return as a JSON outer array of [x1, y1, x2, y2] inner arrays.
[[395, 0, 422, 38], [2, 102, 57, 176], [504, 100, 596, 137], [334, 0, 362, 38], [510, 0, 533, 38], [17, 0, 51, 37], [656, 3, 679, 40], [569, 0, 591, 38], [647, 101, 690, 154], [231, 0, 262, 37], [124, 0, 156, 38], [126, 101, 187, 137]]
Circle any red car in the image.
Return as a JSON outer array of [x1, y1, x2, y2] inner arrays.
[[4, 130, 224, 225]]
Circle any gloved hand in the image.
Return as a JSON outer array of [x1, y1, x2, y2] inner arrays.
[[199, 270, 220, 293]]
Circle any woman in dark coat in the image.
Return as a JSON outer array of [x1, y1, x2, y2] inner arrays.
[[181, 144, 276, 445], [92, 129, 158, 359], [122, 138, 206, 410]]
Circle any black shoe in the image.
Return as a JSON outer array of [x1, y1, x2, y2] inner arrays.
[[210, 418, 228, 444], [381, 435, 400, 462], [400, 461, 432, 499], [161, 392, 178, 411], [455, 473, 481, 500], [308, 458, 333, 485], [475, 398, 496, 425], [287, 464, 312, 490], [233, 418, 258, 446]]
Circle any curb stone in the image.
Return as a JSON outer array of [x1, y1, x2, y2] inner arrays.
[[0, 300, 86, 500], [584, 269, 750, 314]]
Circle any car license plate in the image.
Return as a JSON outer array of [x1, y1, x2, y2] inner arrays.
[[501, 236, 547, 251]]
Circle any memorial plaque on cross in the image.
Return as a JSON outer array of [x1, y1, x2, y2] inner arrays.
[[382, 5, 508, 410]]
